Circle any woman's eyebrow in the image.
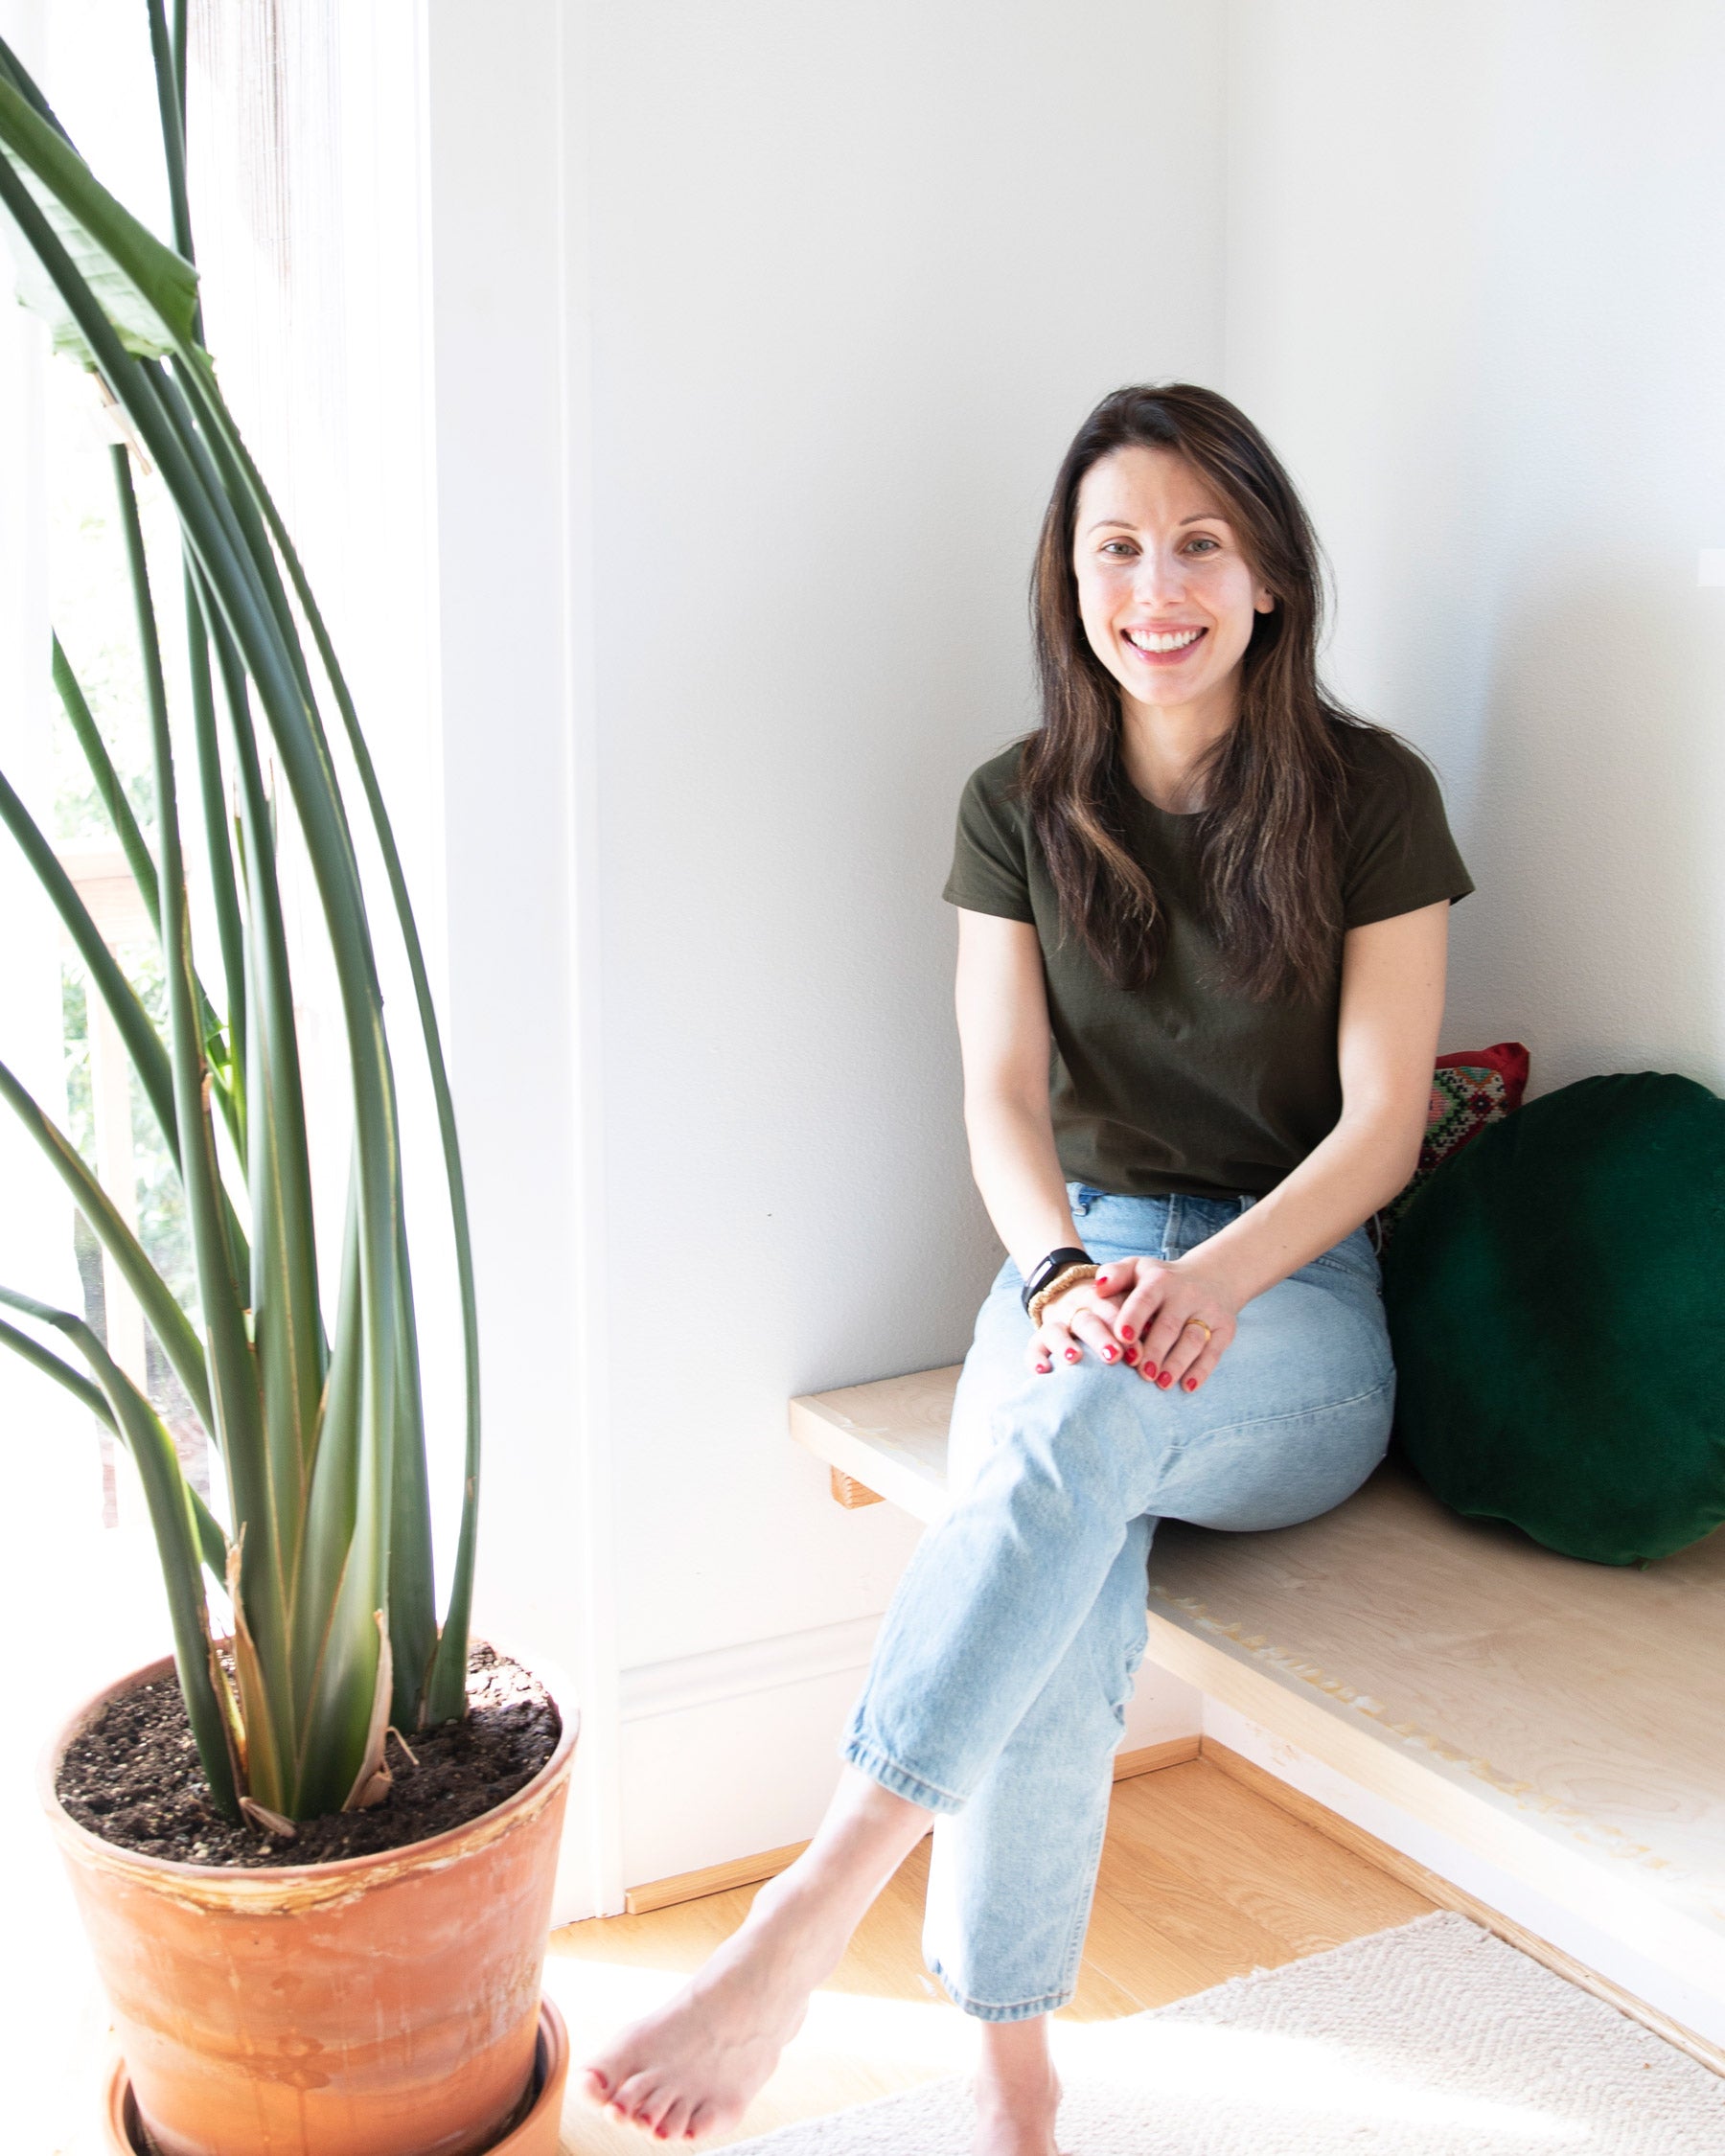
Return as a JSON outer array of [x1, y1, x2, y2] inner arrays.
[[1082, 512, 1231, 533]]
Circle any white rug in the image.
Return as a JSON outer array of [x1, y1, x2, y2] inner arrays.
[[727, 1913, 1725, 2153]]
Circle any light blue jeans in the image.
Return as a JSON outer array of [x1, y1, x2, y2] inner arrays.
[[841, 1188, 1394, 2021]]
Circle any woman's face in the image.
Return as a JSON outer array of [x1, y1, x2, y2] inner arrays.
[[1071, 445, 1275, 719]]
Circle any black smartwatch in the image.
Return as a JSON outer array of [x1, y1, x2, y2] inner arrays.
[[1020, 1247, 1092, 1316]]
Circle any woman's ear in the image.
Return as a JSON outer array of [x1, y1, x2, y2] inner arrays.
[[1254, 586, 1277, 614]]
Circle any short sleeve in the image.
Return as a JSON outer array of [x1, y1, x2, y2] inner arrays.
[[942, 759, 1035, 922], [1342, 741, 1475, 929]]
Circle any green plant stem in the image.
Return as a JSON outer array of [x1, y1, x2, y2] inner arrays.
[[0, 1315, 228, 1574], [52, 629, 242, 1150], [51, 631, 160, 923], [0, 1056, 213, 1432], [181, 575, 247, 1128], [0, 764, 179, 1156], [205, 382, 481, 1729], [0, 1285, 239, 1818]]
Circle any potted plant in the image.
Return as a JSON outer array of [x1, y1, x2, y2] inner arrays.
[[0, 17, 575, 2154]]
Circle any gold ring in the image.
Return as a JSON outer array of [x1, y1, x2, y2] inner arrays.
[[1184, 1319, 1213, 1342]]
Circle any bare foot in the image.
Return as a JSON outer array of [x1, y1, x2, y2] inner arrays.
[[973, 2022, 1065, 2156], [581, 1871, 851, 2141]]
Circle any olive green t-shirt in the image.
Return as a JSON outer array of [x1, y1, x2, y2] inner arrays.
[[943, 727, 1474, 1199]]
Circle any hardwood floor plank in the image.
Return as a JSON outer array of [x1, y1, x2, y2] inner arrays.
[[1108, 1759, 1433, 1954]]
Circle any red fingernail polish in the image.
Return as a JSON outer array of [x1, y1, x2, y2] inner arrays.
[[1184, 1376, 1198, 1391], [1120, 1324, 1136, 1342], [1157, 1371, 1173, 1388]]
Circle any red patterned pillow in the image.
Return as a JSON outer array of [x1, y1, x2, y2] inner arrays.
[[1381, 1043, 1530, 1235]]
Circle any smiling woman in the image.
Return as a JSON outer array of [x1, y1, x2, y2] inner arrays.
[[578, 385, 1474, 2156]]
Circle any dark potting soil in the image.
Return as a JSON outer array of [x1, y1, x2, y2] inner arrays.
[[56, 1643, 560, 1868]]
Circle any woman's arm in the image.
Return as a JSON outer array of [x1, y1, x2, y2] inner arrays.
[[1106, 899, 1451, 1390], [954, 909, 1131, 1370]]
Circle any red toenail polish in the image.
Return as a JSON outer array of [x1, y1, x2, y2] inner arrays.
[[1184, 1376, 1198, 1391], [1125, 1345, 1139, 1364], [1066, 1347, 1080, 1362], [1143, 1362, 1159, 1380], [1120, 1324, 1135, 1342], [1157, 1370, 1173, 1388]]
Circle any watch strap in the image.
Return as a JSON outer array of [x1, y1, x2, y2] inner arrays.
[[1021, 1245, 1092, 1316]]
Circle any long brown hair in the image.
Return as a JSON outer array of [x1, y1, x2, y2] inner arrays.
[[1024, 381, 1372, 1001]]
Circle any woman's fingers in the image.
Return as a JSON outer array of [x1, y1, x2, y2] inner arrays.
[[1070, 1304, 1130, 1365], [1027, 1316, 1071, 1374], [1028, 1285, 1144, 1374], [1148, 1313, 1230, 1391], [1097, 1260, 1172, 1352]]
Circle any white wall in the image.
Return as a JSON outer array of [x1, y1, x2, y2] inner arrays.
[[426, 0, 1223, 1910], [1224, 0, 1725, 1095], [585, 0, 1225, 1892], [426, 0, 1725, 1916]]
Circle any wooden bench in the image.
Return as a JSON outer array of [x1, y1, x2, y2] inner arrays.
[[791, 1364, 1725, 2069]]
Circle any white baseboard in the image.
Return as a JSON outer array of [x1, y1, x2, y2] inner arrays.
[[1204, 1698, 1725, 2049]]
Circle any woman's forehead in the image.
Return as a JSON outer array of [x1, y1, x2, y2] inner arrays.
[[1076, 445, 1232, 529]]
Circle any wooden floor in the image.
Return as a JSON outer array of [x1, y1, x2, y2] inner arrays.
[[544, 1755, 1435, 2152]]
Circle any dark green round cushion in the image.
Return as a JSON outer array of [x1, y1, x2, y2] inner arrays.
[[1382, 1071, 1725, 1566]]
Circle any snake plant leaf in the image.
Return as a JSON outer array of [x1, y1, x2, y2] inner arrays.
[[0, 1057, 213, 1434], [0, 1312, 229, 1577], [0, 1284, 238, 1818], [0, 72, 198, 363], [0, 28, 485, 1823]]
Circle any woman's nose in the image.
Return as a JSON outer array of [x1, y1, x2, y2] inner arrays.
[[1133, 547, 1186, 606]]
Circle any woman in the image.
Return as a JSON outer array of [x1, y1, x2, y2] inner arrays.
[[583, 383, 1472, 2153]]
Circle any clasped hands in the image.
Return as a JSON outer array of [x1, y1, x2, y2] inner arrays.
[[1026, 1254, 1238, 1394]]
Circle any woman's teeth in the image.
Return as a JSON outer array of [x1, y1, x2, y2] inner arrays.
[[1125, 628, 1205, 654]]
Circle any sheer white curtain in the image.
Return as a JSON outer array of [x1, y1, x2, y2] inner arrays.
[[186, 0, 448, 1342]]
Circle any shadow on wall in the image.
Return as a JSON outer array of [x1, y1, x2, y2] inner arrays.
[[1462, 566, 1725, 1098]]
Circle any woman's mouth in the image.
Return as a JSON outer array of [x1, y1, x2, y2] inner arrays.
[[1122, 626, 1207, 663]]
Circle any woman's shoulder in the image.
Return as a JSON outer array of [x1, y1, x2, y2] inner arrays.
[[1327, 719, 1474, 923], [959, 737, 1033, 812], [945, 738, 1039, 919], [1329, 719, 1447, 820]]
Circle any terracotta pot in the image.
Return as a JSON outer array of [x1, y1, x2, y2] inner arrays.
[[43, 1646, 579, 2156], [100, 1999, 572, 2156]]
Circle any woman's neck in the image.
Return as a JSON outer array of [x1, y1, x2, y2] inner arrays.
[[1117, 683, 1239, 814]]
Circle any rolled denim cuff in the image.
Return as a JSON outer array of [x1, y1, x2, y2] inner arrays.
[[840, 1734, 966, 1816]]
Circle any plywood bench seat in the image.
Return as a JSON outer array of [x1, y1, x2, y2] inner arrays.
[[790, 1364, 1725, 2048]]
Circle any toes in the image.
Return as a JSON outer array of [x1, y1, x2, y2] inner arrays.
[[581, 2064, 612, 2105], [686, 2096, 740, 2141], [613, 2070, 664, 2125], [635, 2083, 679, 2136], [654, 2095, 693, 2143]]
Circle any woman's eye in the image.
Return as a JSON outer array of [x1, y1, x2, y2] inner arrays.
[[1184, 536, 1221, 555], [1099, 540, 1136, 558]]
